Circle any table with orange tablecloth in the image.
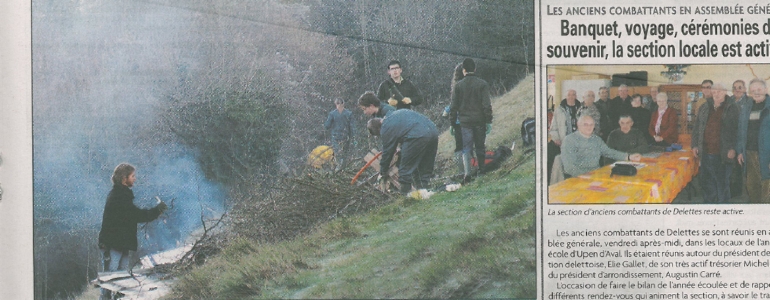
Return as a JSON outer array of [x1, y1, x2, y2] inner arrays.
[[549, 147, 698, 204]]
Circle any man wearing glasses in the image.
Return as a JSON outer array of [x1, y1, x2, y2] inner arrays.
[[693, 80, 713, 122], [377, 60, 424, 110], [731, 80, 748, 104]]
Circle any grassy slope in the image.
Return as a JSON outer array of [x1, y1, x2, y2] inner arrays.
[[168, 74, 536, 299]]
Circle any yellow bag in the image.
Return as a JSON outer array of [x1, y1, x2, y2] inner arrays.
[[308, 145, 334, 168]]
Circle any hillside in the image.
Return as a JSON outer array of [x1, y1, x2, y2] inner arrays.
[[162, 74, 537, 299], [437, 74, 536, 167]]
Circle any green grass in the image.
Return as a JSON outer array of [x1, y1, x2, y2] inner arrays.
[[166, 156, 535, 299], [166, 75, 536, 299]]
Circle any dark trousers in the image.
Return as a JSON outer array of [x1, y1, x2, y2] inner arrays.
[[730, 162, 743, 198], [547, 141, 561, 184], [452, 124, 463, 153], [462, 125, 487, 173], [398, 135, 439, 191], [331, 136, 349, 161], [699, 153, 733, 203]]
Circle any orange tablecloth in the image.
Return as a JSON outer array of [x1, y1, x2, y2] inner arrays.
[[549, 148, 698, 204]]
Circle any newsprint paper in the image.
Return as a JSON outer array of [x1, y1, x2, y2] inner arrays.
[[1, 0, 33, 299], [10, 0, 770, 299], [538, 0, 770, 299]]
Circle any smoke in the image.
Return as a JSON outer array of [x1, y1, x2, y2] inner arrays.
[[33, 0, 230, 296]]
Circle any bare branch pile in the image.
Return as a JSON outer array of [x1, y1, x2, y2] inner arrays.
[[230, 171, 392, 242]]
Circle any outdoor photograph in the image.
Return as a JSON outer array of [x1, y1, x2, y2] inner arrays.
[[547, 64, 770, 205], [32, 0, 536, 298]]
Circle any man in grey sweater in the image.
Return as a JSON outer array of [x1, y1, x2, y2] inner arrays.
[[561, 115, 642, 178]]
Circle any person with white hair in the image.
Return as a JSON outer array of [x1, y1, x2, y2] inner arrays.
[[736, 78, 770, 202], [691, 83, 739, 203], [560, 115, 642, 178], [649, 92, 679, 147], [577, 90, 601, 136], [547, 88, 581, 182]]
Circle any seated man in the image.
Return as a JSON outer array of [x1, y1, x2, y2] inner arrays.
[[561, 115, 642, 178], [606, 115, 650, 165]]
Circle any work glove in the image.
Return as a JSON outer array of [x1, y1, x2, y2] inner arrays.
[[402, 97, 412, 104], [450, 126, 455, 136], [442, 106, 450, 118], [378, 175, 390, 192], [157, 201, 168, 213], [486, 123, 492, 135], [388, 98, 398, 107]]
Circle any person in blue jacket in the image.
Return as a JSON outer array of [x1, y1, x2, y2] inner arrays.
[[324, 98, 356, 170], [367, 109, 439, 194]]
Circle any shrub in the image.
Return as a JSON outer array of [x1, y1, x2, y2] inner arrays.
[[165, 84, 289, 184]]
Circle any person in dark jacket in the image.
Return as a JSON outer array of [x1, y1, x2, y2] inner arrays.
[[627, 94, 653, 143], [358, 91, 395, 118], [606, 115, 649, 165], [729, 80, 748, 198], [692, 83, 739, 203], [607, 84, 632, 134], [595, 86, 611, 139], [449, 58, 493, 182], [98, 163, 167, 299], [324, 98, 356, 170], [377, 60, 424, 110], [736, 79, 770, 203], [367, 109, 439, 194]]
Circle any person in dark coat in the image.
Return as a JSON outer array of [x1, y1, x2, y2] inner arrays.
[[367, 109, 439, 194], [729, 80, 748, 198], [98, 163, 167, 299], [358, 91, 396, 118], [607, 84, 632, 134], [627, 94, 653, 143], [692, 83, 740, 203], [449, 58, 493, 182], [606, 115, 650, 165], [376, 60, 424, 110], [595, 86, 611, 140]]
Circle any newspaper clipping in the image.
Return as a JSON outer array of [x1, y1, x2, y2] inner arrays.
[[539, 0, 770, 299]]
